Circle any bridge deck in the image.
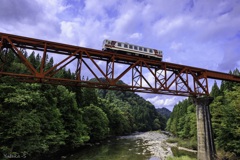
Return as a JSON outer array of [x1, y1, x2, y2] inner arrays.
[[1, 32, 240, 96]]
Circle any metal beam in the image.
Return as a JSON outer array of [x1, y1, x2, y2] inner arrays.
[[1, 32, 240, 96]]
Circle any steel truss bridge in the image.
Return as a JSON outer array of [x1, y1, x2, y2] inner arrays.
[[0, 32, 240, 96]]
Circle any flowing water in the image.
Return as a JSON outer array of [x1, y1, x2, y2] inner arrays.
[[64, 132, 197, 160], [65, 138, 160, 160]]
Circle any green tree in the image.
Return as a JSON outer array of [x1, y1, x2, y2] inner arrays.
[[0, 82, 67, 156], [54, 85, 89, 148], [166, 98, 196, 140], [97, 98, 133, 135], [83, 104, 109, 141], [153, 118, 161, 130], [81, 88, 98, 107], [211, 86, 240, 154], [210, 81, 221, 98], [166, 70, 240, 156]]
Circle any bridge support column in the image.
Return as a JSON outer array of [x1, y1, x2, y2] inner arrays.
[[194, 97, 216, 160]]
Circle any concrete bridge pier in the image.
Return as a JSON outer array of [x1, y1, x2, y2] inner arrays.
[[195, 97, 216, 160]]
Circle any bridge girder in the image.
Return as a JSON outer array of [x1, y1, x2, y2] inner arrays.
[[1, 32, 240, 97]]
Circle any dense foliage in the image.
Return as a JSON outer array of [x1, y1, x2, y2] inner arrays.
[[156, 107, 171, 120], [166, 68, 240, 156], [0, 49, 165, 159], [166, 98, 197, 150]]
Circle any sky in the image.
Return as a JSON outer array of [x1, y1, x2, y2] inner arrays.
[[0, 0, 240, 110]]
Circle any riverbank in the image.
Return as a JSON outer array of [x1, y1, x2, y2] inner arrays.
[[63, 131, 197, 160], [119, 131, 173, 159]]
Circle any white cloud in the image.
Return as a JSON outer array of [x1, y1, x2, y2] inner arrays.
[[153, 16, 186, 37], [83, 0, 119, 18], [170, 41, 184, 52], [60, 21, 77, 39], [129, 33, 142, 40], [146, 95, 186, 110]]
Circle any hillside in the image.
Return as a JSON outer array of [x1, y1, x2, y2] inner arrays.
[[0, 50, 167, 159], [166, 68, 240, 158], [156, 107, 171, 120], [97, 83, 167, 131]]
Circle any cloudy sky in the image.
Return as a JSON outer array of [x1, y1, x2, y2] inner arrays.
[[1, 0, 240, 110]]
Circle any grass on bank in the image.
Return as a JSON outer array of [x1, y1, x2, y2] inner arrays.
[[166, 137, 197, 150], [167, 155, 196, 160], [216, 149, 239, 160], [166, 137, 197, 160], [166, 138, 239, 160], [166, 137, 179, 143]]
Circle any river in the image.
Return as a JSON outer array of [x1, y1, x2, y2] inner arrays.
[[64, 131, 196, 160]]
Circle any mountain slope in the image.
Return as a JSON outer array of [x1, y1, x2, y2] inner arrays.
[[156, 107, 171, 119]]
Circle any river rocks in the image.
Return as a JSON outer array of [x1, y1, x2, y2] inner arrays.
[[119, 131, 173, 160]]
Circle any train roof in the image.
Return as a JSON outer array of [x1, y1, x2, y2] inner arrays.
[[104, 39, 162, 51]]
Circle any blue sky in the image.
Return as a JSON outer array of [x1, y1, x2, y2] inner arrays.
[[0, 0, 240, 110]]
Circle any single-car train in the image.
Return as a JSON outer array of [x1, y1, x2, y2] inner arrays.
[[102, 39, 163, 61]]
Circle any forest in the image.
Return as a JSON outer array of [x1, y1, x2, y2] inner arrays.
[[166, 68, 240, 158], [0, 49, 166, 159]]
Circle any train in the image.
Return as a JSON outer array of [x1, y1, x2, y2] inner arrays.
[[102, 39, 163, 61]]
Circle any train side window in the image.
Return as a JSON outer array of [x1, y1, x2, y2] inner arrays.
[[134, 46, 138, 50], [139, 47, 142, 51], [124, 44, 128, 48], [118, 43, 122, 47], [144, 48, 147, 52], [149, 49, 152, 53], [129, 45, 133, 49]]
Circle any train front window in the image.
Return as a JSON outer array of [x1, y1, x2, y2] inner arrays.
[[129, 45, 133, 49], [149, 49, 152, 53], [134, 46, 138, 50], [118, 43, 122, 47], [144, 48, 147, 52], [139, 47, 142, 51], [124, 44, 128, 48]]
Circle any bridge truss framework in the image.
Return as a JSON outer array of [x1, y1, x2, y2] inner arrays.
[[1, 32, 240, 97]]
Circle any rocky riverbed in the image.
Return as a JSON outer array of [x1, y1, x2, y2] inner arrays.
[[119, 131, 174, 160], [64, 131, 197, 160]]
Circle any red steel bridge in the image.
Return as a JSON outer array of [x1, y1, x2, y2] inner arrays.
[[1, 32, 240, 96]]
